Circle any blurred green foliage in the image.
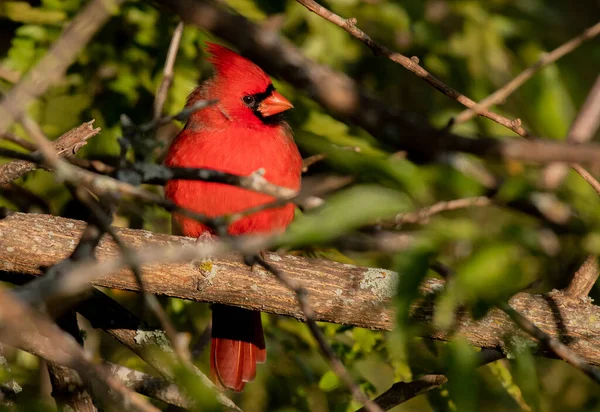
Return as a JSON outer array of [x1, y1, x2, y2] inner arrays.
[[1, 0, 600, 411]]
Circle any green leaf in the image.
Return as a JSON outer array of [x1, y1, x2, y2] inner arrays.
[[0, 2, 66, 24], [282, 185, 412, 247], [318, 370, 340, 392], [446, 339, 478, 412]]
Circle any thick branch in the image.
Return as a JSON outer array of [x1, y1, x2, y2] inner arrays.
[[75, 290, 240, 411], [0, 289, 158, 412], [3, 212, 600, 366], [46, 312, 97, 412]]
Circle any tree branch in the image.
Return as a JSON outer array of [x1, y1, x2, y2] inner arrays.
[[46, 312, 97, 412], [454, 22, 600, 125], [0, 121, 99, 185], [106, 362, 192, 410], [0, 289, 159, 412], [543, 75, 600, 188], [294, 0, 527, 136], [151, 0, 600, 165], [3, 212, 600, 366], [500, 302, 600, 383], [153, 21, 184, 120], [565, 255, 599, 300]]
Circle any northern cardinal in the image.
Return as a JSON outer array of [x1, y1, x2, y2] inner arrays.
[[165, 43, 302, 391]]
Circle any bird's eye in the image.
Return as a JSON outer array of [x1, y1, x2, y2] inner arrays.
[[242, 95, 255, 105]]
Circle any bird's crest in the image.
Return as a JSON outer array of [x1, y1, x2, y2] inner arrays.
[[205, 42, 271, 91]]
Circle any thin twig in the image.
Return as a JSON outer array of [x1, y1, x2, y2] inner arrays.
[[253, 255, 383, 412], [356, 375, 447, 412], [543, 75, 600, 188], [386, 196, 492, 227], [571, 164, 600, 195], [0, 121, 99, 184], [294, 0, 528, 137], [0, 132, 37, 151], [153, 21, 184, 120], [499, 302, 600, 384], [455, 22, 600, 125], [0, 0, 125, 134], [302, 153, 326, 172]]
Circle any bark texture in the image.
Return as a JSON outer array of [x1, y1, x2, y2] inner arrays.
[[1, 212, 600, 365]]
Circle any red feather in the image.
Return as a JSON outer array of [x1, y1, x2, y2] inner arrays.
[[165, 42, 301, 391]]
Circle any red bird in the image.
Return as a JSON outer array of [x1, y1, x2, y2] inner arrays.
[[165, 43, 302, 391]]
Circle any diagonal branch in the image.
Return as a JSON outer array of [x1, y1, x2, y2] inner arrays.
[[254, 255, 382, 412], [543, 75, 600, 188], [455, 22, 600, 125], [153, 21, 185, 120], [0, 290, 159, 412], [294, 0, 527, 136], [565, 256, 599, 301], [152, 0, 600, 165]]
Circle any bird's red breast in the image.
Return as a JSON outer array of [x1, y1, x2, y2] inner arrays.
[[164, 42, 302, 391]]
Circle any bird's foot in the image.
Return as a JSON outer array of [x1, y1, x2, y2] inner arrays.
[[244, 250, 268, 273]]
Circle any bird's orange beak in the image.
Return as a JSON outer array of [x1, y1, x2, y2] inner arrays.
[[258, 91, 294, 117]]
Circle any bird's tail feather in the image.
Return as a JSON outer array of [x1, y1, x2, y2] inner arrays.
[[210, 305, 265, 391]]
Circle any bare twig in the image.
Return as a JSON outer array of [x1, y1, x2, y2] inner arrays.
[[0, 0, 125, 134], [0, 121, 99, 184], [0, 132, 36, 151], [294, 0, 528, 137], [565, 256, 599, 300], [153, 22, 185, 120], [302, 153, 326, 172], [455, 22, 600, 125], [357, 375, 447, 412], [0, 290, 159, 412], [357, 349, 504, 411], [386, 196, 492, 227], [571, 164, 600, 195], [499, 302, 600, 384], [252, 256, 382, 412], [543, 75, 600, 188]]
